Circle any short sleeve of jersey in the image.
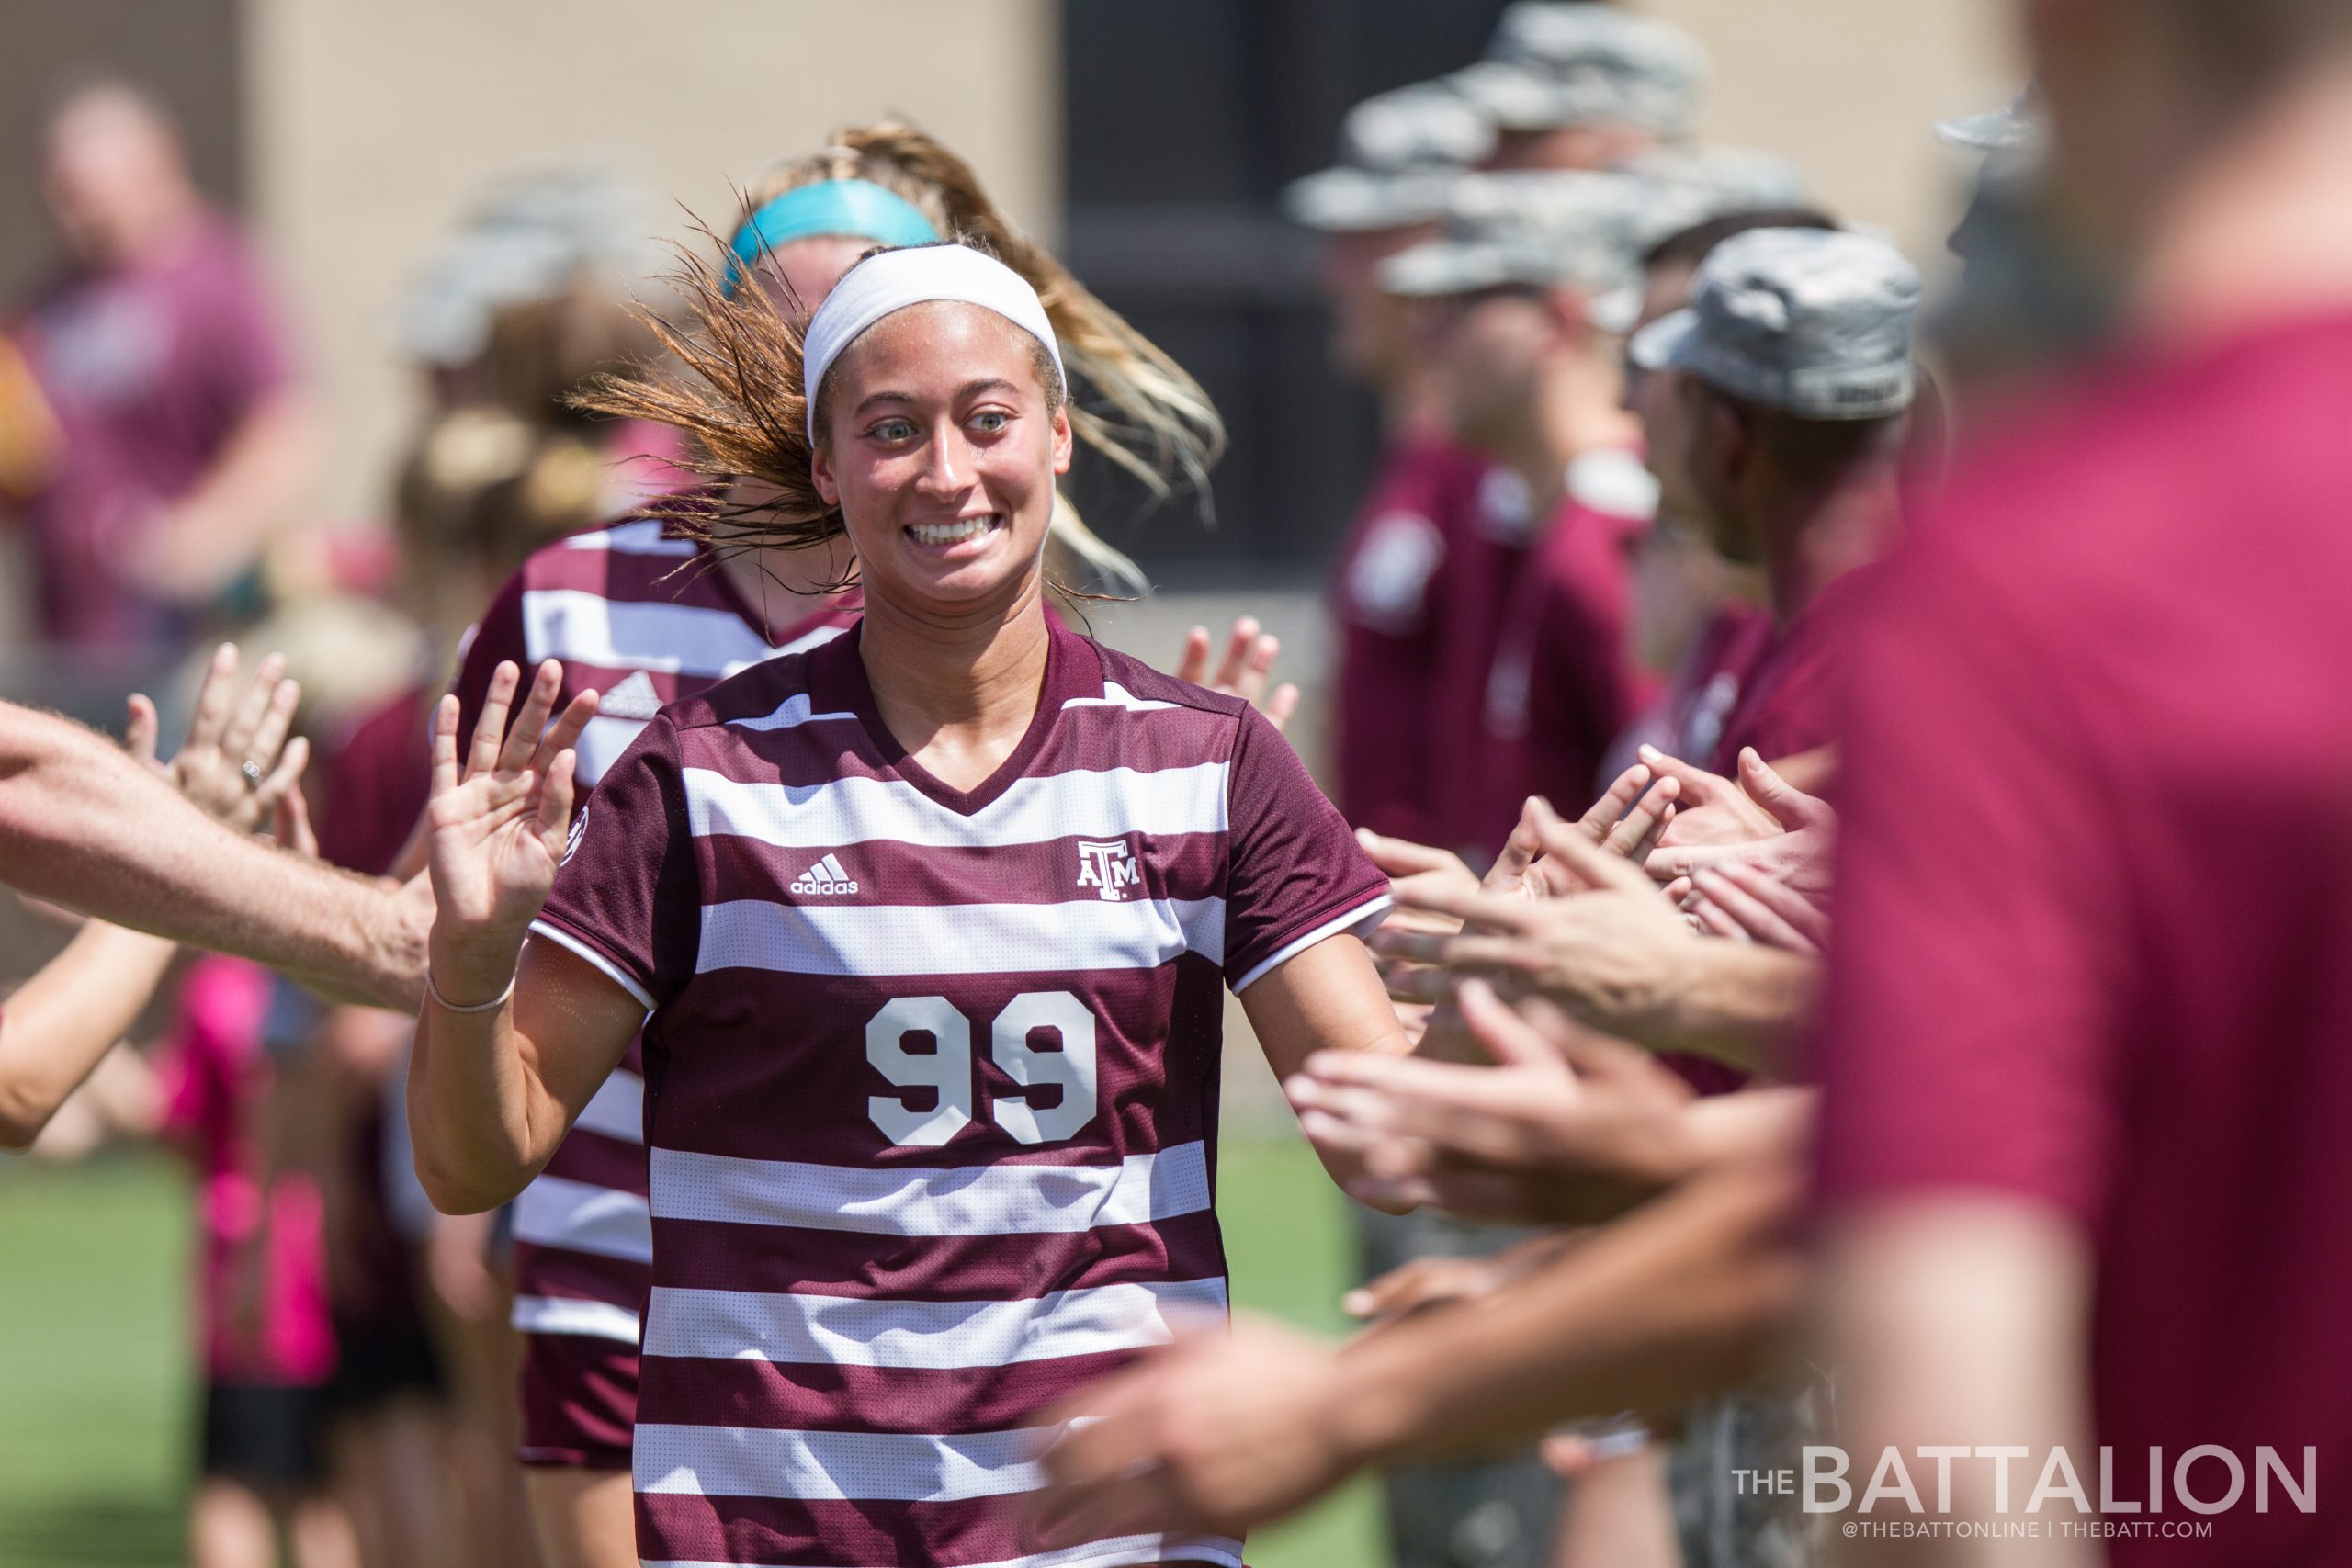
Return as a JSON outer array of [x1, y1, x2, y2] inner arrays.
[[531, 714, 699, 1011], [447, 570, 533, 742], [1811, 532, 2126, 1230], [1221, 705, 1392, 992]]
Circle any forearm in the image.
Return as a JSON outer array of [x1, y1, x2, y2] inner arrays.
[[409, 934, 617, 1213], [147, 394, 319, 602], [1645, 944, 1821, 1075], [0, 705, 422, 1006], [0, 921, 178, 1148], [1331, 1158, 1807, 1463], [408, 1000, 550, 1213]]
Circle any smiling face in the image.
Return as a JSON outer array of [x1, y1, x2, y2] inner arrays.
[[809, 300, 1071, 614]]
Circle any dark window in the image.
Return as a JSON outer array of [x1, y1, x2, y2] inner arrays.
[[1060, 0, 1510, 583]]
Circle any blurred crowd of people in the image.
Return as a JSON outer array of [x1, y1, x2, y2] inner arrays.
[[0, 0, 2347, 1566]]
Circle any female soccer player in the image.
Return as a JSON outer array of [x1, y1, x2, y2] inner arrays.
[[410, 242, 1404, 1568], [414, 124, 1279, 1568]]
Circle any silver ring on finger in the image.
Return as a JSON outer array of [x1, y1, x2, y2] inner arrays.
[[240, 759, 266, 789]]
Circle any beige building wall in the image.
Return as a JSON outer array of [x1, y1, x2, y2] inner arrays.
[[1627, 0, 2023, 259], [240, 0, 1061, 519]]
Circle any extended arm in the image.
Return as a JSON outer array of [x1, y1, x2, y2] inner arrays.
[[1039, 1152, 1806, 1542], [0, 920, 177, 1149], [0, 699, 424, 1009], [406, 661, 636, 1213]]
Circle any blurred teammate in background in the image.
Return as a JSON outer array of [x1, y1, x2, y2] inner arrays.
[[1610, 208, 1838, 778], [5, 80, 317, 657], [1288, 84, 1493, 848], [1820, 0, 2352, 1559], [1451, 4, 1707, 175], [1379, 171, 1657, 865]]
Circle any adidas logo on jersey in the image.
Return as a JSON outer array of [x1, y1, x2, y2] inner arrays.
[[790, 853, 859, 896], [598, 671, 663, 721]]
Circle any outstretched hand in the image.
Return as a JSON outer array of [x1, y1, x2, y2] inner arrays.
[[1374, 813, 1697, 1046], [1646, 749, 1838, 903], [424, 660, 598, 1002], [1291, 983, 1697, 1224], [128, 642, 310, 837], [1174, 616, 1301, 732]]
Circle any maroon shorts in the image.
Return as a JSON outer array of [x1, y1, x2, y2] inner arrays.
[[517, 1332, 639, 1471]]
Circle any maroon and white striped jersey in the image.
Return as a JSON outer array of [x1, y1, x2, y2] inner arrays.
[[452, 515, 859, 1355], [534, 619, 1389, 1568]]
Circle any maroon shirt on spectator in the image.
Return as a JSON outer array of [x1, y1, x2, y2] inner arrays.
[[1703, 566, 1872, 775], [9, 215, 298, 646], [1328, 435, 1489, 844], [1471, 449, 1655, 850], [1815, 317, 2352, 1566]]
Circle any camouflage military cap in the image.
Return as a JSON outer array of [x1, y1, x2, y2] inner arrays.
[[1629, 227, 1920, 420]]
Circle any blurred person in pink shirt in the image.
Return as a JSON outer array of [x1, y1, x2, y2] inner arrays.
[[6, 80, 317, 651]]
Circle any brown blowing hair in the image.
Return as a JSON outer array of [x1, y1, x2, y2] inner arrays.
[[577, 120, 1224, 596]]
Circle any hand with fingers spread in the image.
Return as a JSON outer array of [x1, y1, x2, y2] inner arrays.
[[127, 642, 310, 835], [1646, 748, 1838, 902], [1635, 744, 1782, 859], [424, 660, 601, 1006], [1174, 616, 1301, 732], [1688, 862, 1831, 957], [1036, 1314, 1357, 1545], [1375, 814, 1699, 1047], [1292, 983, 1698, 1225]]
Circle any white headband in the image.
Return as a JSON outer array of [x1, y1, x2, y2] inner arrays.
[[800, 244, 1066, 443]]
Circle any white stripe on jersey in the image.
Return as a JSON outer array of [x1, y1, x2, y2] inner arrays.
[[684, 761, 1231, 851], [572, 1068, 646, 1145], [513, 1175, 653, 1263], [648, 1140, 1211, 1237], [511, 1293, 643, 1343], [728, 690, 861, 732], [575, 714, 650, 788], [1060, 682, 1179, 713], [696, 895, 1225, 978], [636, 1422, 1051, 1502], [641, 1536, 1246, 1568], [641, 1277, 1228, 1371], [521, 590, 778, 678], [563, 518, 700, 556]]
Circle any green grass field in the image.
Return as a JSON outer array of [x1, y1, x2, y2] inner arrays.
[[0, 1137, 1381, 1568]]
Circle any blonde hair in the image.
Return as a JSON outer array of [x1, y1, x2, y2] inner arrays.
[[581, 119, 1225, 596]]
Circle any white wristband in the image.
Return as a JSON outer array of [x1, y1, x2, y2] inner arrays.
[[425, 968, 516, 1014]]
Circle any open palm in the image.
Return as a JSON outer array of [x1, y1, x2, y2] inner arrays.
[[426, 660, 598, 964]]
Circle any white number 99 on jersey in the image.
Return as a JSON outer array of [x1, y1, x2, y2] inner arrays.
[[865, 992, 1098, 1147]]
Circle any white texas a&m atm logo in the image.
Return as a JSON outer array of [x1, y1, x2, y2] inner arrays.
[[791, 853, 859, 896], [1076, 839, 1142, 901]]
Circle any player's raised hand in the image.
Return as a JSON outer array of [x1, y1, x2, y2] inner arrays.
[[1174, 616, 1301, 732], [424, 660, 596, 997]]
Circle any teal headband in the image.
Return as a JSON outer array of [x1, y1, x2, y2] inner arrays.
[[723, 180, 942, 293]]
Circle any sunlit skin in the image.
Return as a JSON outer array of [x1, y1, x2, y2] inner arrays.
[[1480, 121, 1656, 174], [1316, 222, 1440, 389], [41, 86, 198, 267], [1432, 290, 1552, 454], [1623, 258, 1704, 528], [811, 301, 1073, 625]]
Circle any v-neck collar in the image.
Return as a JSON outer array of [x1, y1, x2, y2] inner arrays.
[[811, 617, 1088, 818]]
